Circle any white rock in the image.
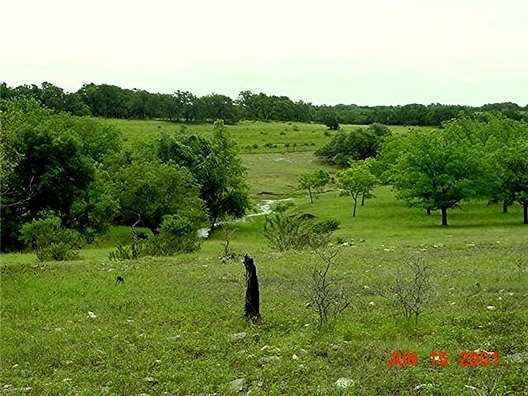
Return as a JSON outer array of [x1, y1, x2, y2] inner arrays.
[[486, 305, 496, 310], [335, 378, 355, 389], [143, 377, 159, 385], [292, 354, 300, 360], [258, 355, 280, 365], [228, 378, 246, 392], [87, 311, 97, 319], [227, 332, 247, 341]]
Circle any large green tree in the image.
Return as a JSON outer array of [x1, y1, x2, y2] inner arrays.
[[500, 140, 528, 223], [385, 122, 492, 226], [449, 114, 528, 220], [157, 120, 252, 230]]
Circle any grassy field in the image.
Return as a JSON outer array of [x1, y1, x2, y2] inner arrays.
[[1, 121, 527, 395], [108, 118, 417, 154]]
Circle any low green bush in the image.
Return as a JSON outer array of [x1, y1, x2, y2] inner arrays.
[[19, 214, 81, 261]]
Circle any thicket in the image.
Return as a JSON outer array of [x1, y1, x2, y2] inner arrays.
[[315, 123, 391, 166], [1, 99, 251, 257]]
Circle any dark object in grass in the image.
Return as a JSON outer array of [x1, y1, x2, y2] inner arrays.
[[243, 254, 260, 323], [116, 276, 125, 283]]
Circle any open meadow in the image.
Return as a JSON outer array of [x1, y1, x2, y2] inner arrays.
[[1, 122, 527, 395], [108, 119, 416, 154]]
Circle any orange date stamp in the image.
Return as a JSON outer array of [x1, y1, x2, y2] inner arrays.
[[387, 350, 499, 367]]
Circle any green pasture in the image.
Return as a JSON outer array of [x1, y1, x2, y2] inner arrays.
[[1, 121, 527, 395], [108, 118, 416, 154]]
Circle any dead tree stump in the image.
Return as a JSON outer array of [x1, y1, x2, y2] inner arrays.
[[243, 254, 260, 323]]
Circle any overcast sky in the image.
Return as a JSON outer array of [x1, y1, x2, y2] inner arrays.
[[1, 0, 527, 106]]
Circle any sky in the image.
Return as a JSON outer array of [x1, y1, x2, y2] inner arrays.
[[1, 0, 527, 106]]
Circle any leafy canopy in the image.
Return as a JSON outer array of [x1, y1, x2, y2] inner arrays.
[[157, 119, 252, 229], [1, 97, 121, 250], [385, 119, 493, 225]]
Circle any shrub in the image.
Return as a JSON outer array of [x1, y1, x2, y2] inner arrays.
[[264, 212, 311, 251], [306, 246, 350, 329], [108, 241, 144, 261], [312, 218, 340, 234], [264, 212, 339, 251], [19, 214, 81, 261], [380, 260, 431, 325], [145, 214, 201, 256]]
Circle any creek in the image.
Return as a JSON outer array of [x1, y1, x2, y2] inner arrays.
[[197, 198, 293, 238]]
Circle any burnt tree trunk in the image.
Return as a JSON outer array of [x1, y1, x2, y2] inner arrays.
[[243, 254, 260, 323]]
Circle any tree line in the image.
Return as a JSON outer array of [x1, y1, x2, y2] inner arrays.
[[1, 82, 527, 126], [1, 98, 251, 255]]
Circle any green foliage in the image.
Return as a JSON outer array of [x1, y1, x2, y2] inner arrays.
[[501, 140, 528, 223], [312, 218, 340, 235], [4, 82, 526, 128], [315, 123, 391, 165], [298, 169, 330, 203], [337, 160, 378, 216], [383, 115, 524, 225], [264, 210, 339, 251], [263, 212, 312, 251], [108, 241, 144, 261], [157, 120, 252, 229], [148, 214, 202, 255], [19, 214, 81, 261], [113, 160, 206, 233], [109, 214, 201, 259], [0, 97, 122, 250]]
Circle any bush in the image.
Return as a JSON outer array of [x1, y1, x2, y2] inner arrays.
[[109, 241, 144, 261], [312, 218, 340, 234], [306, 246, 350, 328], [264, 211, 339, 251], [145, 214, 201, 256], [19, 214, 81, 261], [264, 212, 311, 251]]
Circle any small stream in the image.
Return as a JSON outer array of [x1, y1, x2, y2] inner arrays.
[[197, 198, 293, 238]]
